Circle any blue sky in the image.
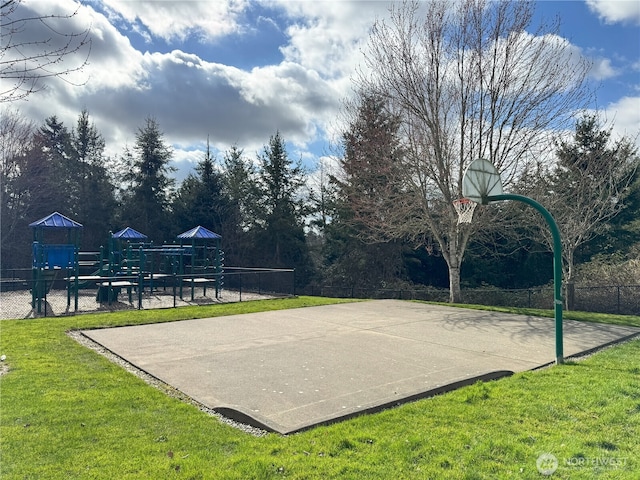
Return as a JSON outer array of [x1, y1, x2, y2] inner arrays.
[[534, 1, 639, 106], [7, 0, 640, 183]]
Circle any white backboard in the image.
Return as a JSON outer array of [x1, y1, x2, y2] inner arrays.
[[462, 159, 504, 204]]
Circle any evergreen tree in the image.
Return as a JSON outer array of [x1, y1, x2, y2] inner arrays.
[[120, 117, 175, 242], [605, 169, 640, 254], [564, 121, 640, 260], [221, 145, 260, 265], [306, 158, 338, 279], [0, 115, 78, 266], [327, 92, 407, 288], [70, 109, 116, 249], [529, 115, 638, 286], [173, 138, 228, 237], [255, 132, 312, 282], [20, 116, 73, 220]]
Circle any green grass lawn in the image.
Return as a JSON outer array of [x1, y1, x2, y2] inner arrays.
[[1, 297, 639, 479]]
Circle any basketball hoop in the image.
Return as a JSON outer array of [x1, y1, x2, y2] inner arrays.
[[453, 198, 476, 224]]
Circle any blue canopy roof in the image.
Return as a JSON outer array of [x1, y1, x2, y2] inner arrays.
[[177, 225, 221, 240], [112, 227, 147, 239], [29, 212, 83, 229]]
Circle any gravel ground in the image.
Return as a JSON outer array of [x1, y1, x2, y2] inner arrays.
[[0, 288, 279, 320]]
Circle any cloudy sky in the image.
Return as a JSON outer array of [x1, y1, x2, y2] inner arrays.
[[5, 0, 640, 182]]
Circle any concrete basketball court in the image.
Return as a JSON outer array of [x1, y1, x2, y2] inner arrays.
[[81, 300, 640, 434]]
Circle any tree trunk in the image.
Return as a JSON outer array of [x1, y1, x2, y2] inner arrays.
[[439, 227, 467, 304], [565, 282, 575, 311], [448, 262, 462, 303], [444, 226, 467, 304], [564, 248, 574, 310]]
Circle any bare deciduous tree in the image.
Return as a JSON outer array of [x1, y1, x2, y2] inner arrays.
[[523, 115, 639, 294], [1, 0, 91, 102], [0, 107, 33, 170], [0, 108, 34, 267], [351, 0, 591, 301]]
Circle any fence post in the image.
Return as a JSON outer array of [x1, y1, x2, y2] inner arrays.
[[617, 286, 621, 314], [44, 278, 48, 317], [173, 274, 177, 308]]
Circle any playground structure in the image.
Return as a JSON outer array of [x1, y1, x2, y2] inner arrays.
[[29, 212, 224, 314], [30, 212, 82, 314]]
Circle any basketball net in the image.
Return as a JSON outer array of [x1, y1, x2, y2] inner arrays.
[[453, 198, 476, 224]]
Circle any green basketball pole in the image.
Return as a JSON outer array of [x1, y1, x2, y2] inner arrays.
[[487, 193, 564, 364]]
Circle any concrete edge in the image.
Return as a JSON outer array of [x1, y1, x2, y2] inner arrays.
[[213, 331, 640, 435], [564, 330, 640, 362], [216, 370, 515, 435], [528, 330, 640, 372]]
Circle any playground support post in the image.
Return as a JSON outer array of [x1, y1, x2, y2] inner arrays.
[[487, 193, 564, 364], [138, 266, 143, 310]]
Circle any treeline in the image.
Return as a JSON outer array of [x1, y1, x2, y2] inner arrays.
[[1, 111, 316, 282], [1, 106, 639, 290]]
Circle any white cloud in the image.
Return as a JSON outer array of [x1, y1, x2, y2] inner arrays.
[[171, 147, 208, 183], [100, 0, 250, 42], [10, 1, 345, 169], [589, 57, 618, 81], [602, 96, 640, 146], [8, 0, 638, 184], [586, 0, 640, 25], [71, 49, 340, 160], [273, 0, 387, 79], [517, 33, 617, 85], [5, 0, 382, 174], [1, 0, 95, 98], [582, 96, 640, 150]]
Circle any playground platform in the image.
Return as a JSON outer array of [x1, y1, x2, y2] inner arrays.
[[81, 300, 640, 434]]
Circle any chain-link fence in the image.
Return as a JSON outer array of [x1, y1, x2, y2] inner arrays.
[[298, 284, 640, 315], [0, 267, 295, 320], [3, 266, 640, 319], [571, 285, 640, 316]]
